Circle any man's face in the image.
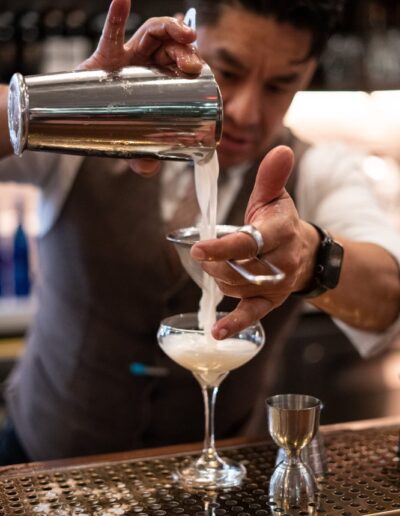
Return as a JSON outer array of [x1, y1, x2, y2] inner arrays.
[[196, 6, 317, 169]]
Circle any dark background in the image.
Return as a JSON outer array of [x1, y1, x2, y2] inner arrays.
[[1, 0, 400, 87]]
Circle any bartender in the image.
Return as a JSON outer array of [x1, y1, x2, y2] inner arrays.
[[0, 0, 399, 466]]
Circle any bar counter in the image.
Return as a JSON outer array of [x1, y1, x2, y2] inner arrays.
[[0, 417, 399, 515]]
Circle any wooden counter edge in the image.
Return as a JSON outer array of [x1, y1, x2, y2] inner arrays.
[[1, 415, 399, 478], [0, 436, 252, 478]]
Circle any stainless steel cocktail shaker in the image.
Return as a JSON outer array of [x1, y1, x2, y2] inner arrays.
[[8, 64, 222, 163]]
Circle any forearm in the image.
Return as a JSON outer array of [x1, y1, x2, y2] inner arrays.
[[308, 237, 400, 332], [0, 84, 12, 158]]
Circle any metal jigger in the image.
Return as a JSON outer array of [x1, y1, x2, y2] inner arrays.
[[167, 225, 285, 287], [275, 427, 328, 480], [266, 394, 322, 513]]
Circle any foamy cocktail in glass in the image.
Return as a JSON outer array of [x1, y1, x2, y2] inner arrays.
[[158, 312, 265, 489]]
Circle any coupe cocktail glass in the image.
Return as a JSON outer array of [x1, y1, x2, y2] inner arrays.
[[157, 312, 265, 489]]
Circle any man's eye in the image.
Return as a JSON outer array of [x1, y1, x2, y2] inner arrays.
[[219, 69, 239, 80], [265, 84, 285, 93]]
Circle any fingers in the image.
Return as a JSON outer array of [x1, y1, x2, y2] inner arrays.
[[153, 43, 203, 74], [127, 17, 199, 65], [245, 145, 294, 222], [81, 11, 202, 73], [88, 0, 131, 70], [126, 17, 202, 72], [191, 232, 260, 262], [212, 297, 272, 339], [202, 258, 278, 289], [127, 158, 161, 177], [137, 16, 197, 45]]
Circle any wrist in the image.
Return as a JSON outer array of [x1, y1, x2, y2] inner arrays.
[[294, 221, 320, 293], [294, 223, 344, 298]]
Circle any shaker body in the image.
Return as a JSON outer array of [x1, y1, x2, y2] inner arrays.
[[8, 64, 222, 163]]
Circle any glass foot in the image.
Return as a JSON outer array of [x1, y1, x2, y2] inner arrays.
[[174, 457, 246, 490]]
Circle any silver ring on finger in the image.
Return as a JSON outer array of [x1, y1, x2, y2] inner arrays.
[[236, 224, 264, 257]]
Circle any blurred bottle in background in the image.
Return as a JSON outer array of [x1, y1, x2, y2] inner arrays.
[[0, 11, 16, 82], [322, 34, 365, 90], [0, 201, 17, 298], [365, 1, 400, 89], [13, 198, 31, 297], [18, 10, 43, 76], [39, 8, 68, 74], [65, 9, 92, 70], [0, 187, 38, 299]]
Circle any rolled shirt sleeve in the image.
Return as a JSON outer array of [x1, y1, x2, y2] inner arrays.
[[296, 142, 400, 357]]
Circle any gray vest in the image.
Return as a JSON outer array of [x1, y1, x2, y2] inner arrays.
[[6, 134, 305, 460]]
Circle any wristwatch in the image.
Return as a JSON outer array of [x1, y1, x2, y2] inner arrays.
[[295, 223, 344, 298]]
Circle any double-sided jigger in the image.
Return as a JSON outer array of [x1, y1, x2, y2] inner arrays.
[[275, 421, 328, 480], [266, 394, 322, 513]]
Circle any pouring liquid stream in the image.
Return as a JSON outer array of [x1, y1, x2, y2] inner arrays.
[[194, 152, 221, 349], [186, 6, 221, 348]]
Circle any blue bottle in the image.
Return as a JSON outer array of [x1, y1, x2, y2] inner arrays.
[[13, 202, 31, 297]]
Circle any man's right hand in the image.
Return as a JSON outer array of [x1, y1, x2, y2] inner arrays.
[[78, 0, 202, 177], [190, 146, 320, 339]]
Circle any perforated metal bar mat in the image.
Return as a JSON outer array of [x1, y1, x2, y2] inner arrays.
[[0, 425, 399, 515]]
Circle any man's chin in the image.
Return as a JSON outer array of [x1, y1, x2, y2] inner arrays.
[[217, 148, 252, 169]]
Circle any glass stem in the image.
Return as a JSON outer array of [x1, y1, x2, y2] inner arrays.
[[201, 383, 219, 461]]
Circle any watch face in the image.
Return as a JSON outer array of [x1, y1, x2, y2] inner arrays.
[[324, 241, 344, 289]]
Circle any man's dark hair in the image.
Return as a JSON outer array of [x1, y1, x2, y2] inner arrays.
[[185, 0, 345, 58]]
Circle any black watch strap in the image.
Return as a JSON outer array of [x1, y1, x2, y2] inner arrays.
[[295, 223, 344, 299]]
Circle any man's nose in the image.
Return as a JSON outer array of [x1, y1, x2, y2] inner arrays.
[[225, 84, 262, 127]]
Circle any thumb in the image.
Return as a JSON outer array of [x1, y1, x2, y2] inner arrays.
[[245, 145, 294, 222]]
